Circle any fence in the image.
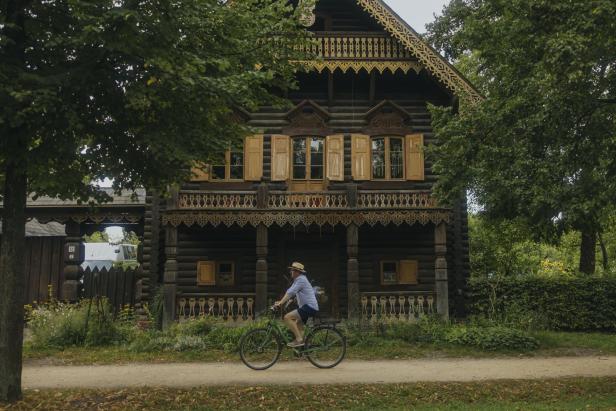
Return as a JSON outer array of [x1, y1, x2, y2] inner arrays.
[[81, 266, 139, 314]]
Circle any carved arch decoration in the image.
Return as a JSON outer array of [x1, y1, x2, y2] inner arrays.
[[282, 99, 333, 136], [305, 60, 423, 76], [363, 100, 414, 135], [355, 0, 483, 104]]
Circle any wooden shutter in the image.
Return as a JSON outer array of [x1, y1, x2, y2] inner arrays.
[[197, 261, 216, 286], [406, 134, 425, 181], [399, 260, 418, 285], [326, 134, 344, 181], [244, 135, 263, 181], [271, 135, 290, 181], [190, 162, 210, 181], [351, 134, 370, 181]]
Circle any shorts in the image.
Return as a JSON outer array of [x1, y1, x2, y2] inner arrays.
[[296, 304, 319, 324]]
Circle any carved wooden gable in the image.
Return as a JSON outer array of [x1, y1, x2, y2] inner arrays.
[[283, 100, 332, 136], [363, 100, 413, 136]]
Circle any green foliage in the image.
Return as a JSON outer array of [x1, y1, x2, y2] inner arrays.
[[444, 325, 539, 351], [83, 231, 110, 243], [469, 277, 616, 331], [426, 0, 616, 273]]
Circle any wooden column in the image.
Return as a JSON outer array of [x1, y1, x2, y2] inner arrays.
[[255, 223, 268, 312], [61, 220, 83, 301], [346, 223, 360, 318], [435, 222, 449, 319], [162, 224, 178, 329], [162, 187, 179, 329]]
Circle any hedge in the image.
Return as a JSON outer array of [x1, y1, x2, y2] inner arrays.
[[467, 277, 616, 331]]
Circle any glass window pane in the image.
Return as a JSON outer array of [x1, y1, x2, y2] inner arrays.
[[372, 138, 385, 179], [382, 262, 398, 284], [390, 138, 404, 179], [293, 138, 306, 179], [310, 137, 324, 179], [212, 165, 226, 180], [229, 151, 243, 180]]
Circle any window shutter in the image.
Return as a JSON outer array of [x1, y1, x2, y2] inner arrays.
[[326, 134, 344, 181], [406, 134, 425, 181], [190, 162, 210, 181], [399, 260, 418, 285], [351, 134, 370, 181], [244, 135, 263, 181], [271, 135, 290, 181], [197, 261, 216, 286]]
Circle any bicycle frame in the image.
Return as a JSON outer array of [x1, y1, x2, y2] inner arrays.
[[259, 312, 332, 355]]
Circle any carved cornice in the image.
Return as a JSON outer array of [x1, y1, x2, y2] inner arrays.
[[163, 210, 450, 228], [33, 212, 143, 225], [283, 99, 332, 136], [302, 60, 423, 75], [355, 0, 483, 104], [363, 100, 413, 135]]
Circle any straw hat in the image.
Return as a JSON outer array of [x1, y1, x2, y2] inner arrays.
[[288, 262, 306, 273]]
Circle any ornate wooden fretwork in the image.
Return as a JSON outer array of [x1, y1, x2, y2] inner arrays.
[[355, 0, 483, 103], [268, 191, 348, 209], [31, 212, 143, 225], [357, 191, 437, 209], [163, 210, 450, 228], [360, 291, 435, 322], [306, 60, 422, 75], [178, 191, 257, 209], [177, 294, 255, 322]]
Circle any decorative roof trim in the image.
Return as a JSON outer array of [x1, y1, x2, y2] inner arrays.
[[301, 60, 423, 76], [355, 0, 483, 104], [163, 210, 450, 228]]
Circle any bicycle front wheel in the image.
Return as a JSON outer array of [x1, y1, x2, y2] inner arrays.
[[239, 328, 282, 370], [305, 326, 346, 369]]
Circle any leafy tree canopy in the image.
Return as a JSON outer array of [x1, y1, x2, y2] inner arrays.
[[83, 231, 110, 243], [426, 0, 616, 273]]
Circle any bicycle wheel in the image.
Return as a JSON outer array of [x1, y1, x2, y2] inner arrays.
[[305, 326, 346, 369], [239, 328, 282, 370]]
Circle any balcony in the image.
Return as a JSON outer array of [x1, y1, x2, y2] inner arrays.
[[174, 189, 438, 211]]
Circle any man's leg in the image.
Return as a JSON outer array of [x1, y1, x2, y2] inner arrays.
[[284, 310, 303, 342]]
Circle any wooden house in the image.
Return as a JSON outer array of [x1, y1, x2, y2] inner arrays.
[[149, 0, 479, 325]]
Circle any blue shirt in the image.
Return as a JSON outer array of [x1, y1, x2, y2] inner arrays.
[[286, 274, 319, 311]]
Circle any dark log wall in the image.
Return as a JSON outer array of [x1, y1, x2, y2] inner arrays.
[[358, 224, 435, 293], [176, 226, 257, 296], [0, 235, 65, 304]]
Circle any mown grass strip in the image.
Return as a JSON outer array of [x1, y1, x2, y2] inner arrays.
[[4, 377, 616, 410]]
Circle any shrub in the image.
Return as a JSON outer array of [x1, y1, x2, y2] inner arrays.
[[444, 325, 539, 351], [469, 277, 616, 331]]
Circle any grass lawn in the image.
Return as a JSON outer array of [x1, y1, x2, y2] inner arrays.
[[22, 330, 616, 366], [4, 377, 616, 410]]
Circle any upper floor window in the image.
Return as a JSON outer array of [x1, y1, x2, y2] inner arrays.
[[212, 148, 244, 181], [371, 137, 404, 180], [292, 137, 324, 180]]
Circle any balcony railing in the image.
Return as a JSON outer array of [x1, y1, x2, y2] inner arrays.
[[177, 293, 255, 322], [175, 190, 439, 211], [304, 32, 413, 60], [360, 291, 436, 322]]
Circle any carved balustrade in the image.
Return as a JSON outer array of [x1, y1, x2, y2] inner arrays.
[[357, 191, 436, 209], [268, 191, 348, 209], [174, 190, 437, 211], [360, 291, 436, 321], [177, 294, 256, 322], [177, 191, 257, 209], [305, 32, 413, 60]]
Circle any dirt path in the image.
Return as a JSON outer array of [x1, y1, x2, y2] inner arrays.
[[21, 356, 616, 389]]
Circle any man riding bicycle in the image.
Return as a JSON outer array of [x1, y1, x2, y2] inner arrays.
[[274, 262, 319, 348]]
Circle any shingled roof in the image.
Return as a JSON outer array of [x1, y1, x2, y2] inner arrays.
[[0, 219, 66, 237]]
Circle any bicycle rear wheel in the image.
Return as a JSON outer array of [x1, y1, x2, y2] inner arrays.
[[305, 326, 346, 369], [239, 328, 282, 370]]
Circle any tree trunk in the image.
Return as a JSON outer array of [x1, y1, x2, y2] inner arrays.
[[579, 229, 597, 275], [598, 232, 609, 271]]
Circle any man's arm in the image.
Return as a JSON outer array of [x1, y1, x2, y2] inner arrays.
[[274, 277, 305, 307]]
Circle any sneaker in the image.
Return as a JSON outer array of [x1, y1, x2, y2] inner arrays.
[[287, 340, 304, 348]]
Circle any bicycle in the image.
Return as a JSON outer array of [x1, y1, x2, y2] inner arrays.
[[239, 305, 346, 370]]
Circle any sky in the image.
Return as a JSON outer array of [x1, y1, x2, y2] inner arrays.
[[383, 0, 449, 33]]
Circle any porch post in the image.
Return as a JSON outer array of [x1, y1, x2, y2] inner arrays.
[[61, 220, 83, 301], [162, 224, 178, 329], [435, 222, 449, 319], [346, 223, 360, 318], [255, 223, 268, 313]]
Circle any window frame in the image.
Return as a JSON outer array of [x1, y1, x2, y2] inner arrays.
[[291, 136, 326, 181], [216, 261, 235, 287], [380, 260, 400, 285], [210, 148, 245, 182], [370, 136, 406, 181]]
